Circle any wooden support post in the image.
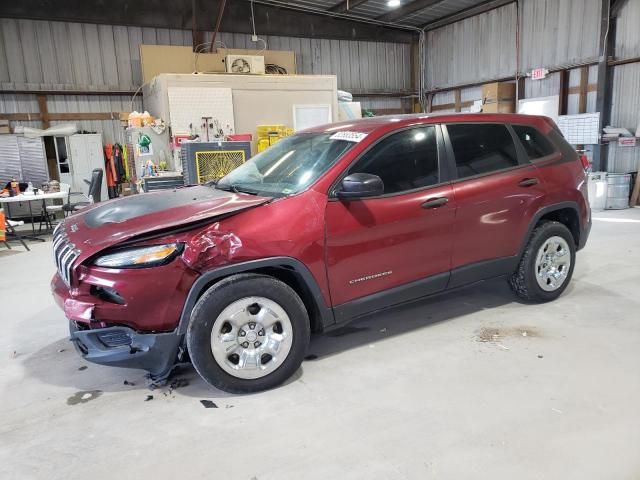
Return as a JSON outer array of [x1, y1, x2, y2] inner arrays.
[[426, 93, 434, 113], [578, 66, 589, 114], [516, 76, 526, 103], [558, 70, 569, 116], [37, 94, 50, 129], [454, 89, 462, 112], [630, 173, 640, 207]]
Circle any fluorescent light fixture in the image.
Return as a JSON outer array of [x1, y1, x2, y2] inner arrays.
[[387, 0, 401, 7]]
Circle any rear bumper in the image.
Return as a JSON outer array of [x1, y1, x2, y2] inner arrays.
[[69, 321, 182, 377], [578, 212, 592, 251]]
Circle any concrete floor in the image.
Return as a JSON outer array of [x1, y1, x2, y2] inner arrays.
[[1, 208, 639, 480]]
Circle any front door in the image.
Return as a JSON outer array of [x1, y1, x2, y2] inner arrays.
[[325, 125, 455, 320]]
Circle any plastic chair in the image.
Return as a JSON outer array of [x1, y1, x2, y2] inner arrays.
[[39, 183, 71, 233]]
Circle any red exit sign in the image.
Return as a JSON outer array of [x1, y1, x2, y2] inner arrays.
[[531, 68, 549, 80]]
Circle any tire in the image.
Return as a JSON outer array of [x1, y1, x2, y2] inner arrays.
[[186, 273, 310, 393], [509, 221, 576, 303]]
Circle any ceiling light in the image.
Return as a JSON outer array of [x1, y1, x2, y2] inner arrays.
[[387, 0, 401, 7]]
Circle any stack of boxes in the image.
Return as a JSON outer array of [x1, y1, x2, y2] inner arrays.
[[481, 82, 516, 113]]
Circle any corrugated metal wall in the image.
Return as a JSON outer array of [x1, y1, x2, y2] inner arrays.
[[426, 3, 517, 90], [614, 0, 640, 60], [608, 0, 640, 174], [608, 63, 640, 173], [426, 0, 602, 90], [519, 0, 601, 71], [0, 18, 411, 143]]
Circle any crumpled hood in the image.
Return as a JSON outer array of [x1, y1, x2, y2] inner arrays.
[[62, 186, 270, 263]]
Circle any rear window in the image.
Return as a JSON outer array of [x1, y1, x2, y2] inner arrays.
[[512, 125, 556, 160], [447, 123, 519, 179]]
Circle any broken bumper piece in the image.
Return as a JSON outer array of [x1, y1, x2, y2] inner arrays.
[[69, 321, 183, 378]]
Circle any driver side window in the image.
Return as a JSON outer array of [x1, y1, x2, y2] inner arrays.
[[349, 126, 439, 195]]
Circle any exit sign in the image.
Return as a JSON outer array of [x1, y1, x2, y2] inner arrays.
[[531, 68, 549, 80]]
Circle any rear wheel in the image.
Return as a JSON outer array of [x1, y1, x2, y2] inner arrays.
[[509, 221, 576, 302], [187, 274, 310, 393]]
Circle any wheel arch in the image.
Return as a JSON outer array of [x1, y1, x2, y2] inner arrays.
[[177, 257, 334, 335], [519, 201, 581, 260]]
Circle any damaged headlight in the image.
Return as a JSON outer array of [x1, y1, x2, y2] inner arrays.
[[94, 243, 184, 268]]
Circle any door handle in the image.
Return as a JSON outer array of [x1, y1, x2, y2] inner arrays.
[[421, 197, 449, 209], [518, 178, 539, 187]]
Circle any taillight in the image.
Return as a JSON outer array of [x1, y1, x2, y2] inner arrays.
[[579, 154, 590, 170]]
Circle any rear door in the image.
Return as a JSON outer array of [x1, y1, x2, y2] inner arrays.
[[443, 123, 544, 287], [325, 125, 455, 317]]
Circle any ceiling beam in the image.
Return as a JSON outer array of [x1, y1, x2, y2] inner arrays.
[[0, 0, 414, 43], [329, 0, 371, 14], [422, 0, 514, 30], [377, 0, 445, 22]]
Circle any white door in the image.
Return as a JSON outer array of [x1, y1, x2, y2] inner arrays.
[[85, 134, 108, 201], [69, 134, 107, 201], [54, 137, 73, 188], [68, 135, 87, 195]]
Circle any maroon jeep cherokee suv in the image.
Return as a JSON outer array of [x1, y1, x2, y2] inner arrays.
[[52, 113, 590, 393]]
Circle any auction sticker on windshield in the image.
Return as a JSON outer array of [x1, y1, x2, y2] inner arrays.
[[329, 131, 368, 142]]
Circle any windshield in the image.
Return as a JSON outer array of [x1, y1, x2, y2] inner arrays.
[[216, 133, 356, 197]]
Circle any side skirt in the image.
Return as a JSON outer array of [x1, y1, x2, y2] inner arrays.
[[328, 256, 518, 331]]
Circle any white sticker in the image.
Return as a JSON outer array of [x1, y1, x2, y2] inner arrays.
[[330, 131, 368, 143]]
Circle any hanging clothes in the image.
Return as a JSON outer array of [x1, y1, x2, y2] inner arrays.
[[113, 143, 126, 181], [122, 144, 130, 180], [103, 144, 120, 199]]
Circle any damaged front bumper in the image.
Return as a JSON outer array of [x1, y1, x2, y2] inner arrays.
[[69, 321, 183, 379]]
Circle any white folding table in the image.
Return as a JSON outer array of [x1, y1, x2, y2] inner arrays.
[[0, 191, 68, 241]]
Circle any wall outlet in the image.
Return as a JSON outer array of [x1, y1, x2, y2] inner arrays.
[[251, 35, 258, 42]]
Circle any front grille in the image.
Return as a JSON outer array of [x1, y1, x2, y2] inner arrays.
[[52, 223, 79, 287]]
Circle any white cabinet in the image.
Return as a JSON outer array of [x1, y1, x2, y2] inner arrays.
[[55, 134, 108, 202]]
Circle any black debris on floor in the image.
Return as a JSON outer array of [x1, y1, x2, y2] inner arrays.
[[123, 380, 135, 386], [144, 395, 154, 402], [78, 366, 88, 371], [200, 400, 218, 408]]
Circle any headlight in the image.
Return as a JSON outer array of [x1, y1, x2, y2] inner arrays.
[[94, 243, 183, 268]]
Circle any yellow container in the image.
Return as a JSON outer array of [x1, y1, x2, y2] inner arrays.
[[256, 125, 293, 152]]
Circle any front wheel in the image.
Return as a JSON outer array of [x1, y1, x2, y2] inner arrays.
[[186, 274, 310, 393], [509, 221, 576, 302]]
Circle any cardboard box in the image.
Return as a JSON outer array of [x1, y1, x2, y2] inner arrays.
[[140, 45, 297, 83], [482, 82, 516, 102], [482, 101, 515, 113], [0, 119, 10, 134]]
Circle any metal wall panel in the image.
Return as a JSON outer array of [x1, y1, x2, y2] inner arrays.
[[0, 18, 411, 144], [426, 3, 517, 89], [0, 18, 410, 92], [519, 0, 601, 72], [608, 62, 640, 173], [614, 0, 640, 60]]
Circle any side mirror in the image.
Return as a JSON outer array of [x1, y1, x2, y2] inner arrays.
[[337, 173, 384, 199]]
